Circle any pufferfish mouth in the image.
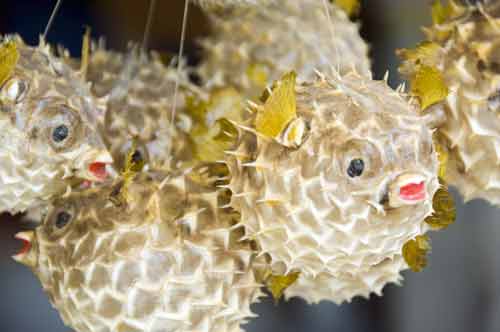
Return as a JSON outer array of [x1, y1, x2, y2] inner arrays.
[[77, 150, 114, 182], [387, 173, 428, 208], [12, 231, 34, 263]]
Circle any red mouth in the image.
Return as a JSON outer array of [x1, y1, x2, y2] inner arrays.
[[89, 162, 108, 180], [399, 181, 426, 201], [15, 236, 31, 256]]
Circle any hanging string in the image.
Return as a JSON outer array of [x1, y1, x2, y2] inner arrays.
[[141, 0, 158, 51], [42, 0, 64, 40], [321, 0, 341, 75], [167, 0, 190, 161]]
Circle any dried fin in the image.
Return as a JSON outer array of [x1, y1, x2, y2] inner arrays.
[[425, 187, 456, 230], [397, 41, 441, 74], [266, 271, 300, 303], [0, 40, 19, 88], [402, 235, 431, 273], [255, 71, 297, 139], [110, 143, 145, 205], [431, 0, 454, 25], [434, 139, 449, 182], [187, 88, 243, 162], [411, 65, 449, 110], [334, 0, 361, 17]]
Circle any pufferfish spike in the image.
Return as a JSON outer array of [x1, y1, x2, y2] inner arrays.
[[198, 0, 371, 98], [14, 169, 264, 332], [0, 35, 113, 214], [399, 0, 500, 206], [226, 69, 442, 304], [78, 41, 201, 172]]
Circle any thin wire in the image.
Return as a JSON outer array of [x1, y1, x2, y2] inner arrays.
[[142, 0, 158, 50], [321, 0, 341, 75], [167, 0, 190, 161], [43, 0, 64, 40]]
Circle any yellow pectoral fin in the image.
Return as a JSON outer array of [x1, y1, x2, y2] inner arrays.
[[255, 71, 297, 139], [333, 0, 361, 17], [402, 235, 431, 273], [266, 271, 300, 303], [411, 65, 449, 110], [0, 40, 19, 88]]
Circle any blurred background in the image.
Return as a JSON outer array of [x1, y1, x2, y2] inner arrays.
[[1, 0, 499, 331]]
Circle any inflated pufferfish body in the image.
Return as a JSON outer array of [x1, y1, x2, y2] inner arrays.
[[194, 0, 272, 9], [0, 36, 111, 214], [226, 71, 439, 303], [15, 171, 263, 332], [400, 2, 500, 205], [85, 44, 198, 171], [199, 0, 370, 98]]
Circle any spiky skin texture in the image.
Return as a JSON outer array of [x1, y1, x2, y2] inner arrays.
[[0, 36, 111, 214], [403, 2, 500, 205], [285, 256, 406, 304], [85, 45, 198, 171], [198, 0, 370, 98], [226, 72, 439, 303], [22, 172, 262, 332], [194, 0, 272, 9]]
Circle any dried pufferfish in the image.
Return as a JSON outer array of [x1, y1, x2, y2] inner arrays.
[[225, 71, 440, 304], [0, 36, 112, 214], [14, 170, 263, 332], [193, 0, 272, 9], [399, 1, 500, 205], [82, 43, 198, 171], [198, 0, 370, 98]]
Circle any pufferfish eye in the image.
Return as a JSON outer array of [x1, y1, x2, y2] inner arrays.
[[40, 105, 83, 152], [55, 211, 72, 229], [1, 78, 28, 104], [52, 124, 69, 143], [347, 158, 365, 178]]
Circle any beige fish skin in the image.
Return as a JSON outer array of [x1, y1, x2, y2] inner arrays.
[[401, 2, 500, 206], [15, 171, 263, 332], [0, 36, 112, 214], [226, 71, 439, 303], [193, 0, 273, 9], [84, 44, 199, 171], [198, 0, 371, 98]]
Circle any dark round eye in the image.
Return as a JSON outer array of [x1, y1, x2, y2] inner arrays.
[[347, 158, 365, 178], [131, 150, 143, 164], [52, 124, 69, 142], [55, 211, 72, 229]]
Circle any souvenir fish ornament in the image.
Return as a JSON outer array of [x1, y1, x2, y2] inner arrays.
[[14, 170, 263, 332], [198, 0, 370, 98], [225, 71, 440, 303], [84, 44, 198, 171], [0, 36, 111, 214], [399, 1, 500, 205], [194, 0, 271, 8]]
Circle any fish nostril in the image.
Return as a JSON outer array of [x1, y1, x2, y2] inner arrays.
[[379, 191, 389, 206]]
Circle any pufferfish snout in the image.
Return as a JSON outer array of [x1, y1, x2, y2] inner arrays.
[[0, 36, 114, 213]]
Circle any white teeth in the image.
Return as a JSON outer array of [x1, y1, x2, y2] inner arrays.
[[12, 231, 34, 263], [105, 164, 118, 179], [14, 231, 33, 242], [397, 173, 427, 187], [94, 150, 114, 164]]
